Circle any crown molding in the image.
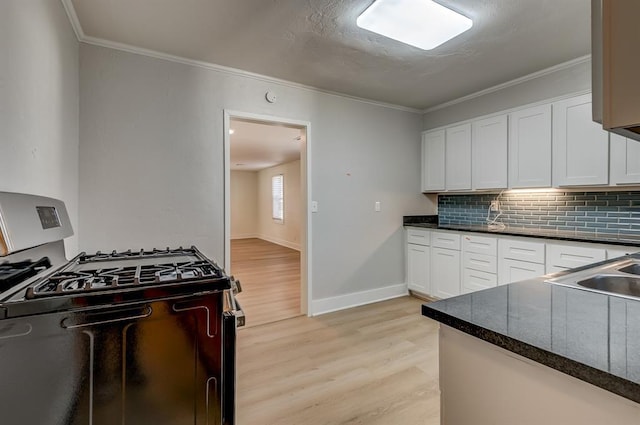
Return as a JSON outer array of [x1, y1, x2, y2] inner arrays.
[[422, 54, 592, 114], [59, 0, 421, 114], [60, 0, 84, 40], [81, 35, 423, 113]]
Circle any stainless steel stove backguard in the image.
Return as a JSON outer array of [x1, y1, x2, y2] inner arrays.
[[0, 293, 235, 425]]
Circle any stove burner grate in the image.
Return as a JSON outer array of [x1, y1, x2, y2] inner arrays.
[[0, 257, 52, 293], [78, 247, 195, 263], [26, 260, 223, 298]]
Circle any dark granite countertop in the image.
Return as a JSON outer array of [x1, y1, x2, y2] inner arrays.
[[422, 271, 640, 404], [403, 217, 640, 247]]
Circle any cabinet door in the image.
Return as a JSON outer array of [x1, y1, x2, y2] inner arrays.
[[422, 130, 446, 192], [406, 228, 430, 246], [610, 133, 640, 185], [607, 247, 640, 259], [545, 243, 606, 274], [472, 115, 508, 190], [498, 259, 545, 285], [445, 123, 472, 191], [431, 247, 461, 298], [509, 105, 552, 188], [407, 244, 430, 295], [553, 94, 609, 186]]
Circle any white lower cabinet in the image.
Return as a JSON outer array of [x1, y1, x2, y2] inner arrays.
[[462, 234, 498, 293], [498, 238, 546, 285], [431, 247, 461, 298], [545, 243, 606, 274], [607, 246, 640, 259], [462, 268, 497, 294], [407, 228, 639, 297], [407, 243, 430, 295], [499, 259, 546, 285]]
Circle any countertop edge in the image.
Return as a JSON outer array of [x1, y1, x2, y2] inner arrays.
[[421, 303, 640, 404], [404, 223, 640, 248]]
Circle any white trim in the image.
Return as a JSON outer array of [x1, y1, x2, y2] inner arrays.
[[60, 0, 84, 40], [224, 110, 312, 317], [73, 36, 421, 114], [311, 284, 409, 316], [423, 55, 592, 114], [230, 234, 260, 240], [257, 235, 301, 252]]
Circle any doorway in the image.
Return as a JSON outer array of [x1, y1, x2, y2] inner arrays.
[[223, 111, 311, 327]]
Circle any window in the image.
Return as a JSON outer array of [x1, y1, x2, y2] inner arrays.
[[272, 174, 284, 222]]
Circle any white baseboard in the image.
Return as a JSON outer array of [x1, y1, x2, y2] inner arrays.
[[258, 234, 301, 251], [311, 284, 409, 316], [230, 234, 259, 240]]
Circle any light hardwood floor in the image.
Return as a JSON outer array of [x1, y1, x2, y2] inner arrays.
[[232, 238, 301, 327], [237, 296, 440, 425]]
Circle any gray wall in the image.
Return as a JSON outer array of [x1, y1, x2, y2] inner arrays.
[[79, 44, 434, 301], [423, 59, 591, 130], [0, 0, 80, 255]]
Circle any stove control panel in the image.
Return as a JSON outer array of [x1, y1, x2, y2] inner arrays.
[[36, 206, 61, 229]]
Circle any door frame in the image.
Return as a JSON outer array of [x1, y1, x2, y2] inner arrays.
[[223, 110, 312, 316]]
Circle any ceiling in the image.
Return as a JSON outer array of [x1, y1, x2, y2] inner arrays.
[[68, 0, 591, 110], [230, 119, 303, 171]]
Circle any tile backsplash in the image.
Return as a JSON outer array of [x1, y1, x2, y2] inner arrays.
[[438, 191, 640, 236]]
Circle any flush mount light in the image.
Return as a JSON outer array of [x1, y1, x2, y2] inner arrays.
[[357, 0, 472, 50]]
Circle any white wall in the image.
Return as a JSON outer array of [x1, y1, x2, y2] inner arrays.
[[0, 0, 79, 255], [257, 160, 301, 251], [230, 170, 258, 239], [423, 59, 591, 129], [79, 43, 434, 304]]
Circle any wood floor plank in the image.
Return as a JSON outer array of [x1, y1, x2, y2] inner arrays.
[[237, 296, 440, 425], [231, 238, 301, 327]]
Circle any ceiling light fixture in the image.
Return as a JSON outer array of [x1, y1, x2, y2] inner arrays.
[[229, 129, 235, 135], [357, 0, 473, 50]]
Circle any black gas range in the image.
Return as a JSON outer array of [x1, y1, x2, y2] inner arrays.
[[0, 192, 242, 425]]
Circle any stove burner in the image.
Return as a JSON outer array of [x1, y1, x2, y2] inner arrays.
[[0, 257, 52, 292], [27, 260, 223, 298], [79, 247, 195, 263]]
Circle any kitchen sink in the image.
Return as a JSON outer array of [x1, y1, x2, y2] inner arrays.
[[618, 264, 640, 275], [546, 255, 640, 300], [576, 275, 640, 298]]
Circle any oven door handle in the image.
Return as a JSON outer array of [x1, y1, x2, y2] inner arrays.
[[224, 287, 245, 328], [60, 306, 153, 329]]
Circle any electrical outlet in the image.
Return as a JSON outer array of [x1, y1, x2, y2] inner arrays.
[[490, 200, 500, 211]]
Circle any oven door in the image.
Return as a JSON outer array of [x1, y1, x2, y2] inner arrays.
[[222, 289, 244, 425]]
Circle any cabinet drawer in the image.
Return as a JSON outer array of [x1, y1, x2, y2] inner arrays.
[[498, 259, 546, 285], [431, 231, 461, 250], [406, 228, 430, 246], [498, 239, 545, 264], [545, 244, 606, 273], [462, 268, 497, 294], [463, 234, 497, 255], [463, 252, 497, 274], [607, 247, 640, 259]]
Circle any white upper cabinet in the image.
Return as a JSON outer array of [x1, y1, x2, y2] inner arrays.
[[472, 115, 508, 190], [509, 105, 552, 188], [610, 133, 640, 185], [553, 94, 610, 187], [445, 123, 472, 191], [422, 129, 446, 192]]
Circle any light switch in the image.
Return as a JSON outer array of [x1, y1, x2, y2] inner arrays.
[[311, 201, 318, 213], [375, 201, 381, 212]]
